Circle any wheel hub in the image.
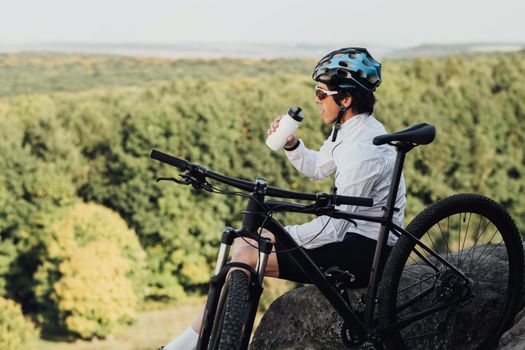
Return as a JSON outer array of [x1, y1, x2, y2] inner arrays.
[[434, 269, 469, 302]]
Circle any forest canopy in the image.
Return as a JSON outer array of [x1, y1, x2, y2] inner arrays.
[[0, 51, 523, 338]]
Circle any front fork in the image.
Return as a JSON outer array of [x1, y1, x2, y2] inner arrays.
[[197, 227, 273, 350]]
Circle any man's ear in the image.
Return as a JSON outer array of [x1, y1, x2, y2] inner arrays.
[[343, 96, 352, 109]]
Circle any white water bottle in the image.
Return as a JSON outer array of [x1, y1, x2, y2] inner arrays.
[[266, 107, 304, 151]]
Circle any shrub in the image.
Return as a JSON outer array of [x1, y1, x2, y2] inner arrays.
[[52, 241, 137, 338], [0, 297, 38, 350], [34, 202, 147, 339]]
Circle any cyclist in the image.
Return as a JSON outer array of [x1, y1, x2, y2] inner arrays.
[[160, 47, 406, 350]]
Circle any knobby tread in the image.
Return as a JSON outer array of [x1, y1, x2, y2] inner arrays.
[[217, 270, 250, 350], [378, 193, 524, 350]]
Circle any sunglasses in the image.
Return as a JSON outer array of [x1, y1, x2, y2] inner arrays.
[[315, 85, 338, 100]]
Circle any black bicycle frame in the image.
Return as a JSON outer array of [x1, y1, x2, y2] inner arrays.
[[258, 145, 471, 338]]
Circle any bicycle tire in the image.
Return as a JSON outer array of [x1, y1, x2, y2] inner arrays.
[[378, 194, 524, 350], [207, 270, 250, 350]]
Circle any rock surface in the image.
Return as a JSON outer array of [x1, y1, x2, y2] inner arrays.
[[499, 306, 525, 350], [250, 286, 362, 350], [251, 244, 525, 350]]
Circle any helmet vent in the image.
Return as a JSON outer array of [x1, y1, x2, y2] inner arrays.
[[368, 74, 378, 83], [336, 69, 349, 77], [318, 58, 330, 66], [338, 61, 348, 67]]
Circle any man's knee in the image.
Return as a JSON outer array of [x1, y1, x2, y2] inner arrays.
[[231, 237, 280, 278], [231, 240, 259, 268]]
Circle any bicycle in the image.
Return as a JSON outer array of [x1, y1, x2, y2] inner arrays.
[[151, 122, 524, 350]]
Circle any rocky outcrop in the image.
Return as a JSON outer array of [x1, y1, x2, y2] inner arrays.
[[499, 307, 525, 350], [251, 244, 525, 350], [250, 286, 360, 350]]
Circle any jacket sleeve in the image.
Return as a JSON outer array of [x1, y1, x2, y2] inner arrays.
[[284, 138, 337, 181]]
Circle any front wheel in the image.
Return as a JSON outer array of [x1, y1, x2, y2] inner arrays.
[[378, 194, 524, 350], [207, 269, 250, 350]]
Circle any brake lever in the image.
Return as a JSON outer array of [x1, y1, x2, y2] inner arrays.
[[156, 173, 214, 193], [156, 176, 190, 185]]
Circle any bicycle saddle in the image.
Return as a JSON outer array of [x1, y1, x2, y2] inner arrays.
[[373, 123, 436, 146]]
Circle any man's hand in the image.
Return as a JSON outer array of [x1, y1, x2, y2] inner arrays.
[[267, 115, 298, 149]]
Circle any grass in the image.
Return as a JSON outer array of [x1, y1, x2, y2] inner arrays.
[[35, 279, 294, 350], [37, 296, 206, 350]]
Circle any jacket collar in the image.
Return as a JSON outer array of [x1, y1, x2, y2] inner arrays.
[[338, 112, 370, 134]]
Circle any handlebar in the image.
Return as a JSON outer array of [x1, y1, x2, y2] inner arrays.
[[151, 149, 190, 171], [150, 149, 374, 207]]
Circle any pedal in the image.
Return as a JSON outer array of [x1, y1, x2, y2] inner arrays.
[[324, 266, 356, 285]]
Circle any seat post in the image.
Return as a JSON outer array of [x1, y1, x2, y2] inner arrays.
[[384, 142, 411, 220], [363, 141, 411, 326]]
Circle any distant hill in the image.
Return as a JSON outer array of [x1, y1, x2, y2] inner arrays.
[[387, 43, 525, 58], [1, 42, 523, 59], [2, 46, 524, 97]]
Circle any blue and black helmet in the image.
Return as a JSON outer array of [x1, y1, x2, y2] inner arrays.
[[312, 47, 382, 92]]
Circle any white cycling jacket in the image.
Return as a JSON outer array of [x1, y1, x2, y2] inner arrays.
[[284, 113, 406, 249]]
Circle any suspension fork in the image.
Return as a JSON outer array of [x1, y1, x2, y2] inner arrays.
[[240, 235, 273, 350], [197, 227, 272, 350], [197, 227, 237, 350], [213, 228, 235, 275]]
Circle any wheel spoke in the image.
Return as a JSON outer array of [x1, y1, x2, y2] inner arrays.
[[463, 214, 493, 262], [407, 252, 435, 276], [457, 213, 462, 266], [457, 212, 473, 270], [425, 228, 440, 258], [398, 274, 436, 295], [469, 239, 505, 275], [437, 220, 453, 265], [470, 228, 502, 265]]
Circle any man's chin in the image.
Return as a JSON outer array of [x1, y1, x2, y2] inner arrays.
[[322, 117, 334, 125]]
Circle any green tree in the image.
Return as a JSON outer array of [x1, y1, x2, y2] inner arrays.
[[33, 202, 147, 338]]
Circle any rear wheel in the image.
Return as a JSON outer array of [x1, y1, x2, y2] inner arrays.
[[207, 270, 250, 350], [378, 194, 524, 350]]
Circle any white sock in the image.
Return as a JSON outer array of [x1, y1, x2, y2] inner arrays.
[[163, 326, 199, 350]]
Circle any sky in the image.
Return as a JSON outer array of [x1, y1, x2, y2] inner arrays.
[[0, 0, 524, 48]]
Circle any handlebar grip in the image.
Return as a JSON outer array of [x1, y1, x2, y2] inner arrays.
[[150, 149, 189, 171], [336, 195, 374, 207]]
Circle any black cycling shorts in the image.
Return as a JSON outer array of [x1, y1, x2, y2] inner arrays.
[[275, 232, 389, 288]]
